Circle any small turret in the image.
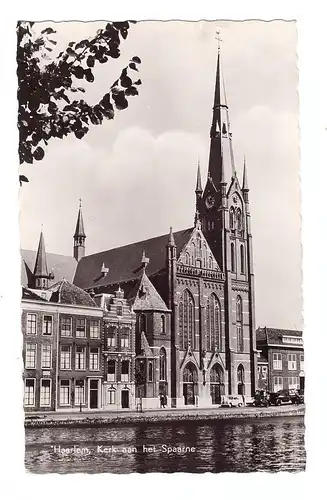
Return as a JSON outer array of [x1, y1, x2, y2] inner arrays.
[[73, 199, 86, 261], [33, 228, 53, 289]]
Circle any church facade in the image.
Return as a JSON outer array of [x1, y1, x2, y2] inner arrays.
[[21, 43, 258, 410], [72, 43, 258, 408]]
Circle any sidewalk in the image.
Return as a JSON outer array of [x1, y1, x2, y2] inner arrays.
[[25, 404, 305, 427]]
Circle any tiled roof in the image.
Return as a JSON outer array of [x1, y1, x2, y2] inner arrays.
[[140, 332, 153, 357], [129, 270, 169, 312], [22, 287, 47, 301], [73, 228, 193, 290], [256, 327, 303, 345], [21, 249, 77, 287], [47, 279, 98, 307]]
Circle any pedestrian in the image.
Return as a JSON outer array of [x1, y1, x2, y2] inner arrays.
[[164, 394, 167, 408], [160, 394, 164, 408]]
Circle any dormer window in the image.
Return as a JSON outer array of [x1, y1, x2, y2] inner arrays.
[[116, 302, 123, 317]]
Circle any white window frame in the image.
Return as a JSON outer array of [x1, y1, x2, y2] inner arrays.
[[108, 389, 116, 404], [40, 378, 52, 407], [300, 354, 304, 372], [107, 335, 116, 348], [90, 319, 100, 339], [75, 380, 85, 405], [273, 376, 283, 392], [25, 343, 37, 369], [75, 346, 86, 370], [261, 366, 267, 380], [273, 353, 282, 370], [24, 378, 36, 406], [76, 318, 86, 338], [288, 376, 299, 390], [288, 354, 297, 371], [60, 345, 71, 370], [121, 336, 129, 349], [61, 317, 72, 337], [121, 360, 129, 382], [41, 344, 52, 369], [42, 314, 53, 336], [107, 360, 116, 382], [59, 379, 71, 406], [90, 347, 99, 371], [26, 313, 37, 335]]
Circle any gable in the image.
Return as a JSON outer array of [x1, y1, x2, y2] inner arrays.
[[177, 226, 221, 271]]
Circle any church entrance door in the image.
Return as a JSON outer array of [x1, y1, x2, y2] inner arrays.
[[182, 363, 198, 406], [210, 364, 225, 404]]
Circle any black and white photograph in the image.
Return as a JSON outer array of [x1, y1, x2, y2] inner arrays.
[[17, 18, 306, 474]]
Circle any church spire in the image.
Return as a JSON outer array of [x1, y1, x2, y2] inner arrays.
[[242, 155, 249, 192], [195, 159, 203, 194], [207, 33, 236, 199], [33, 228, 52, 289], [74, 199, 86, 261]]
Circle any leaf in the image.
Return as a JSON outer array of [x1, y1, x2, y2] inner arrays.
[[129, 62, 138, 71], [86, 55, 95, 67], [134, 79, 142, 85], [49, 39, 57, 45], [33, 146, 45, 161], [41, 27, 56, 35], [131, 56, 141, 64], [84, 69, 94, 83], [19, 175, 29, 186], [72, 66, 84, 79], [125, 86, 138, 96]]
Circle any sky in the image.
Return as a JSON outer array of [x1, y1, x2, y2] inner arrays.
[[19, 20, 302, 329]]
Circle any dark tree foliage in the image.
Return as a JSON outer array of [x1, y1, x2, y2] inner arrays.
[[17, 20, 142, 174]]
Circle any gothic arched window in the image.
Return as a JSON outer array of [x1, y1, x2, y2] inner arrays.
[[206, 294, 222, 351], [196, 234, 202, 258], [236, 209, 242, 231], [140, 313, 146, 333], [237, 364, 245, 395], [240, 245, 245, 274], [148, 361, 153, 382], [231, 242, 235, 272], [159, 347, 167, 381], [202, 243, 207, 268], [185, 252, 190, 266], [208, 255, 213, 270], [236, 296, 244, 352], [229, 207, 235, 230], [179, 289, 195, 349], [161, 315, 165, 334], [190, 243, 195, 266]]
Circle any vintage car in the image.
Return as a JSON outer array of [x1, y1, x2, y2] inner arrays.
[[221, 395, 244, 408], [269, 389, 293, 406]]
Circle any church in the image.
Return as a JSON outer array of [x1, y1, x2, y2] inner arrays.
[[21, 42, 258, 409]]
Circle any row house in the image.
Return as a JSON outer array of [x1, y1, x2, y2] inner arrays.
[[256, 327, 304, 393], [94, 287, 136, 410]]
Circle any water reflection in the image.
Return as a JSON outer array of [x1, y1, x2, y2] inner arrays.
[[25, 416, 305, 474]]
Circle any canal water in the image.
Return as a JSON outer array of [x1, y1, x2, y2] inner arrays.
[[25, 416, 305, 473]]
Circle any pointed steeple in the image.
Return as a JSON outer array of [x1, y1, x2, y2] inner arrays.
[[74, 199, 86, 239], [242, 155, 249, 192], [195, 160, 203, 194], [167, 226, 176, 247], [33, 228, 52, 289], [207, 33, 236, 199], [73, 199, 86, 261]]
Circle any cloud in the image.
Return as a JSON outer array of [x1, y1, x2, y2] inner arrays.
[[19, 21, 302, 329]]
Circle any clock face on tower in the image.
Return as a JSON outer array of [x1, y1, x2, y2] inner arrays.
[[205, 195, 215, 209]]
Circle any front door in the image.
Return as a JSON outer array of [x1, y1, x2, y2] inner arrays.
[[89, 380, 98, 409], [121, 390, 129, 409], [210, 384, 221, 404]]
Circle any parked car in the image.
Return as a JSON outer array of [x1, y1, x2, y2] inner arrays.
[[269, 389, 293, 406], [221, 395, 244, 408], [290, 390, 304, 405], [254, 390, 270, 407]]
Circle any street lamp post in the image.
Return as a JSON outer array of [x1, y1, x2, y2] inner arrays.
[[78, 380, 83, 412]]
